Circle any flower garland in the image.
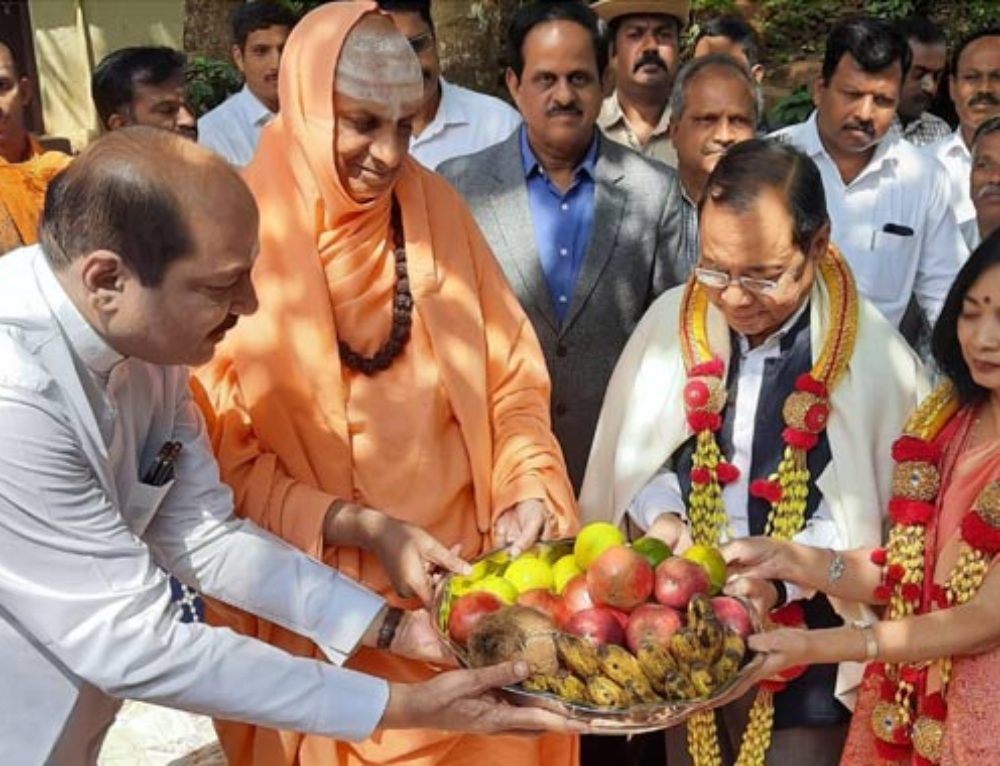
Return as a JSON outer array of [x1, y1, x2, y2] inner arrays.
[[681, 247, 859, 766], [867, 382, 1000, 765]]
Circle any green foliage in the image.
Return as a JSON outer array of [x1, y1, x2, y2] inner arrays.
[[186, 56, 242, 116], [862, 0, 915, 18], [767, 85, 815, 130], [691, 0, 739, 16]]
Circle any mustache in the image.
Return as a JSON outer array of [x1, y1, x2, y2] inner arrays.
[[634, 50, 668, 73], [547, 104, 582, 117], [977, 182, 1000, 200], [969, 92, 1000, 108], [843, 120, 875, 137]]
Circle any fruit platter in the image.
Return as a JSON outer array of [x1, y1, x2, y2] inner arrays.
[[432, 522, 765, 733]]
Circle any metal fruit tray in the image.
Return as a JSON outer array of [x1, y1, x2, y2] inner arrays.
[[432, 538, 766, 734]]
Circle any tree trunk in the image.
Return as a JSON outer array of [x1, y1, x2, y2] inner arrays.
[[183, 0, 242, 59], [433, 0, 527, 99]]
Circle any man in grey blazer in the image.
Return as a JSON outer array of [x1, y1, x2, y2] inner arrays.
[[440, 0, 685, 494]]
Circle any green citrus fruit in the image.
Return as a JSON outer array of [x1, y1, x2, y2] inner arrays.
[[573, 521, 626, 570], [632, 536, 672, 568], [503, 556, 555, 593], [683, 544, 727, 595], [551, 554, 584, 593], [473, 575, 519, 604]]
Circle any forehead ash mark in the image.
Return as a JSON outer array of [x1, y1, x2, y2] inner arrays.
[[336, 17, 424, 110]]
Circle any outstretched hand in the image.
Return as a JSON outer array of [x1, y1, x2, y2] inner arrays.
[[646, 512, 693, 554], [389, 609, 458, 667], [380, 661, 590, 735], [493, 499, 555, 558], [720, 537, 791, 581], [373, 518, 471, 605]]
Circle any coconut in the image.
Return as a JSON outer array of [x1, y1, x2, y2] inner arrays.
[[466, 605, 560, 675]]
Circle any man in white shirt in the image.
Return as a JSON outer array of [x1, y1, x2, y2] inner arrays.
[[0, 127, 582, 764], [891, 16, 951, 147], [379, 0, 521, 170], [774, 17, 966, 330], [593, 0, 689, 168], [580, 139, 927, 765], [198, 2, 295, 167], [926, 28, 1000, 249]]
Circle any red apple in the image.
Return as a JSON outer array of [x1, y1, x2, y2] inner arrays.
[[562, 574, 595, 614], [563, 606, 626, 646], [608, 607, 630, 632], [654, 557, 711, 609], [517, 588, 570, 626], [586, 545, 654, 611], [711, 596, 753, 638], [448, 592, 503, 645], [625, 603, 683, 653]]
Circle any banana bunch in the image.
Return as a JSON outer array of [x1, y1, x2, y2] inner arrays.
[[512, 594, 749, 710]]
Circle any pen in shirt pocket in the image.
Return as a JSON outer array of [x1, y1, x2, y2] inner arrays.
[[143, 441, 182, 486], [871, 222, 915, 248]]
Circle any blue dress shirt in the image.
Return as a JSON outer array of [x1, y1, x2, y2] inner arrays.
[[520, 127, 598, 322]]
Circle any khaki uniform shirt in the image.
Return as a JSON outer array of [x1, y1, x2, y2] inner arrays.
[[598, 92, 677, 168]]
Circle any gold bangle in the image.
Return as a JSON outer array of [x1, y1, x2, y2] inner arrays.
[[852, 622, 879, 661]]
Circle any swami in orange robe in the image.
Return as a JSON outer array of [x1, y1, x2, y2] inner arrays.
[[0, 135, 70, 254], [196, 3, 579, 765]]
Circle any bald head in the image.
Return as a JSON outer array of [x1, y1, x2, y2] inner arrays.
[[336, 13, 423, 111], [40, 127, 256, 285], [0, 40, 32, 162]]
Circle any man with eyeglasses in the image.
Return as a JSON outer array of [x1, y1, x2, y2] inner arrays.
[[379, 0, 521, 170], [581, 138, 927, 765]]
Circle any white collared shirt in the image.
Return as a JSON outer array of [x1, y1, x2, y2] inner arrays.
[[925, 129, 977, 248], [773, 113, 967, 328], [628, 302, 839, 602], [198, 85, 275, 168], [0, 247, 389, 763], [409, 79, 521, 170]]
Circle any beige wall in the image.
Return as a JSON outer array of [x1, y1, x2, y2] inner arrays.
[[28, 0, 183, 149]]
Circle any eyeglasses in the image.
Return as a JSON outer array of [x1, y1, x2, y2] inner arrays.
[[408, 31, 435, 55], [694, 260, 804, 296]]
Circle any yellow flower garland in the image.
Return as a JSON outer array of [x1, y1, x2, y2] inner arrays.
[[680, 247, 859, 766]]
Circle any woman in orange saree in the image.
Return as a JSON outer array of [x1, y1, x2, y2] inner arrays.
[[721, 231, 1000, 766], [196, 3, 579, 765]]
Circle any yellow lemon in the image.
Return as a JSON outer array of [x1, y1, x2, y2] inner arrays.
[[473, 575, 519, 604], [683, 544, 727, 595], [503, 556, 555, 594], [573, 521, 626, 570], [551, 554, 583, 593]]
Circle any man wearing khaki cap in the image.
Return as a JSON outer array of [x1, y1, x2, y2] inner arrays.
[[593, 0, 689, 168]]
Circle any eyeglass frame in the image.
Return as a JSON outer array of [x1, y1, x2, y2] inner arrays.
[[693, 249, 811, 297]]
